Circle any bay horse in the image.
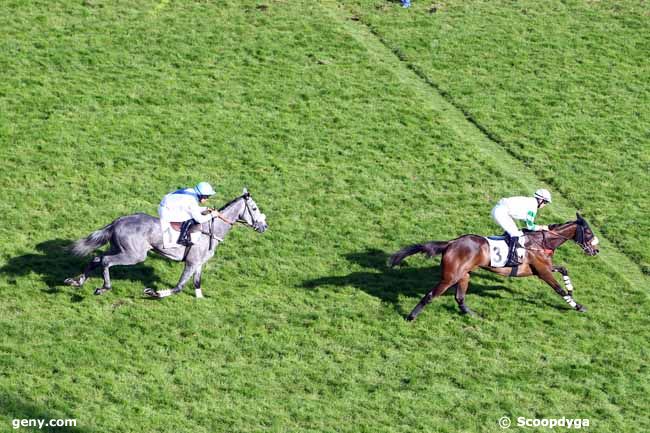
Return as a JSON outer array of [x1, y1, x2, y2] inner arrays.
[[65, 189, 267, 298], [389, 213, 599, 320]]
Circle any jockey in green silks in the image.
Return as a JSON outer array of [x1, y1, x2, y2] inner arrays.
[[491, 189, 552, 266]]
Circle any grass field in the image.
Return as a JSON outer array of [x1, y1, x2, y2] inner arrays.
[[345, 0, 650, 273], [0, 1, 648, 432]]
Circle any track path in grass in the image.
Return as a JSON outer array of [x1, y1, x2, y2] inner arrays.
[[0, 2, 648, 432], [321, 0, 647, 288], [334, 0, 650, 274]]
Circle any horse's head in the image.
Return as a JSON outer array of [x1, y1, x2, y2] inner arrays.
[[574, 213, 599, 256], [238, 188, 268, 233]]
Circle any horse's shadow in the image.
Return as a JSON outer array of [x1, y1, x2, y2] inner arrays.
[[302, 249, 517, 316], [0, 239, 164, 297], [0, 391, 96, 433]]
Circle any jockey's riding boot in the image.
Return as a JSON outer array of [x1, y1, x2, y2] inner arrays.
[[506, 236, 521, 267], [177, 219, 195, 247]]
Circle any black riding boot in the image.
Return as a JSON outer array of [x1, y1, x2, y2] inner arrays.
[[506, 236, 521, 267], [178, 219, 196, 247]]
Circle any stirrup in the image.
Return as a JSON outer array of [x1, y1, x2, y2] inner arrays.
[[177, 238, 193, 247], [506, 257, 521, 267], [506, 238, 520, 266], [177, 219, 196, 247]]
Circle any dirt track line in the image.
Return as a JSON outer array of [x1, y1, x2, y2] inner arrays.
[[321, 0, 648, 288]]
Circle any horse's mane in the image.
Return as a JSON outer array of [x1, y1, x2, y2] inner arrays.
[[548, 219, 578, 231], [218, 194, 245, 212]]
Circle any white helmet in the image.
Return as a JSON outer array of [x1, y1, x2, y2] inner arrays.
[[195, 182, 216, 196], [534, 188, 552, 203]]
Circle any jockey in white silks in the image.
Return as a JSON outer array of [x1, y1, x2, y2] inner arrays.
[[158, 182, 217, 247], [491, 189, 552, 266]]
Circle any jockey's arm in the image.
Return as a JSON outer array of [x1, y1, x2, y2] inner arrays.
[[526, 211, 549, 231], [190, 205, 213, 224], [525, 210, 537, 231]]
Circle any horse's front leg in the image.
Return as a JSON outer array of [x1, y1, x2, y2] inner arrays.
[[152, 263, 197, 298], [552, 266, 575, 297], [537, 266, 586, 312], [193, 264, 204, 298]]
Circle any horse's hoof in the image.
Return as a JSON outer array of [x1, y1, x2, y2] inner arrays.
[[64, 277, 82, 287], [406, 314, 415, 322], [143, 288, 160, 298], [576, 304, 587, 313], [460, 308, 474, 316], [94, 287, 110, 295]]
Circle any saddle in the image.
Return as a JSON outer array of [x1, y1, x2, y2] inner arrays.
[[169, 221, 201, 233], [485, 233, 526, 268]]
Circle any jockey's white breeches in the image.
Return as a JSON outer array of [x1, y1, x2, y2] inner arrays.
[[491, 205, 524, 238]]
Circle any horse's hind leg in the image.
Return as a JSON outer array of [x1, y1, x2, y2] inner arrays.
[[94, 251, 147, 295], [64, 256, 102, 287], [407, 276, 457, 321], [454, 273, 473, 315]]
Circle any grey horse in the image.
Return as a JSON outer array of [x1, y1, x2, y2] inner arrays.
[[64, 189, 267, 298]]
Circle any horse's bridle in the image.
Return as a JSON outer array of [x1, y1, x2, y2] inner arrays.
[[545, 222, 598, 255], [204, 194, 262, 249], [572, 222, 599, 255], [522, 217, 598, 256]]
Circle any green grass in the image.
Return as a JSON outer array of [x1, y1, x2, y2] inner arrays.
[[343, 0, 650, 273], [0, 1, 648, 432]]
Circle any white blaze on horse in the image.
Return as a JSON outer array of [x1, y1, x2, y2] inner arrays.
[[65, 189, 267, 298]]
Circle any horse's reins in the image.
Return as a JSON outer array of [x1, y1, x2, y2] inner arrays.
[[215, 212, 236, 226], [522, 231, 556, 256], [525, 225, 589, 256], [202, 195, 260, 249]]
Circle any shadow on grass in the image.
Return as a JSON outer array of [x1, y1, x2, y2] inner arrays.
[[303, 249, 517, 316], [0, 239, 165, 294], [0, 392, 94, 433]]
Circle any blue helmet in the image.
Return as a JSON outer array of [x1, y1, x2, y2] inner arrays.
[[195, 182, 216, 197]]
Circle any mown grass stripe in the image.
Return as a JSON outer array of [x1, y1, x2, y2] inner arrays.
[[322, 0, 648, 291]]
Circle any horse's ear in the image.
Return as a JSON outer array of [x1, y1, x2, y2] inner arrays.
[[576, 212, 584, 224], [242, 187, 250, 198]]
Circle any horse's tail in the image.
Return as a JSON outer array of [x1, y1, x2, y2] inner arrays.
[[69, 221, 116, 256], [388, 241, 450, 267]]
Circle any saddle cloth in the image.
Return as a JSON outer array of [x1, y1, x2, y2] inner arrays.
[[485, 236, 525, 268], [160, 220, 201, 249]]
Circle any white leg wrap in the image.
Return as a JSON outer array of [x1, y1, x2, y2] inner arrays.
[[156, 289, 174, 298], [563, 295, 577, 308], [562, 275, 574, 292], [195, 288, 204, 299]]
